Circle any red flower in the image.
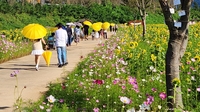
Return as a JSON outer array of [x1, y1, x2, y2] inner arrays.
[[93, 79, 104, 85]]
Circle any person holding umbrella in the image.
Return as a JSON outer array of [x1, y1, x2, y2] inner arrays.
[[22, 23, 48, 71], [31, 38, 48, 71], [55, 23, 68, 68]]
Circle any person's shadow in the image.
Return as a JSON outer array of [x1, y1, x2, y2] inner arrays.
[[0, 106, 10, 110]]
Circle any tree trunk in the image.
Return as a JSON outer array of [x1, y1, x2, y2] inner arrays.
[[166, 31, 185, 109], [141, 12, 146, 38], [159, 0, 192, 110]]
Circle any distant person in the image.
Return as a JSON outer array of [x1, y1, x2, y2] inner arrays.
[[66, 24, 72, 46], [55, 23, 68, 68], [31, 38, 47, 71], [83, 25, 89, 40], [91, 30, 95, 40], [47, 33, 56, 50], [74, 25, 81, 45], [110, 25, 113, 32], [103, 29, 107, 39], [114, 24, 118, 35], [80, 27, 85, 41]]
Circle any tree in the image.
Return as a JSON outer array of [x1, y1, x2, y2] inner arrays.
[[159, 0, 193, 110], [126, 0, 152, 37]]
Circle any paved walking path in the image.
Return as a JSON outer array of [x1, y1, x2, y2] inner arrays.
[[0, 32, 113, 112]]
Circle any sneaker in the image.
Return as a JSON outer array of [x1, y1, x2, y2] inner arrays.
[[63, 62, 68, 66], [35, 66, 39, 71], [58, 64, 63, 68]]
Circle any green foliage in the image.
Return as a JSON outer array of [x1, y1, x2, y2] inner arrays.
[[146, 13, 164, 24]]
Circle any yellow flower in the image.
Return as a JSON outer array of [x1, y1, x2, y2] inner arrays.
[[116, 49, 120, 55], [134, 34, 138, 40], [195, 49, 199, 53], [181, 65, 184, 69], [142, 49, 146, 54], [198, 42, 200, 47], [172, 78, 181, 87], [137, 53, 140, 58], [194, 55, 200, 62], [185, 52, 191, 58], [129, 42, 135, 48], [151, 54, 157, 62], [156, 44, 161, 49], [128, 53, 133, 58], [129, 42, 138, 49]]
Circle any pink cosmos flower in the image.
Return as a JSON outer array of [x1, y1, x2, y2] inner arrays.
[[151, 88, 157, 92], [197, 87, 200, 92], [113, 78, 120, 84], [144, 95, 154, 105], [122, 86, 126, 90], [159, 92, 167, 100], [93, 108, 99, 112]]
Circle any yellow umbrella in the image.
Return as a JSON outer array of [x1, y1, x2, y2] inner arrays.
[[102, 22, 110, 30], [92, 23, 101, 31], [97, 22, 103, 26], [22, 23, 47, 39], [42, 50, 52, 66], [50, 27, 58, 32], [110, 23, 115, 26], [83, 20, 92, 26]]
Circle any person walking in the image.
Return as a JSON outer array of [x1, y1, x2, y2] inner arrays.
[[66, 24, 72, 46], [103, 29, 108, 39], [83, 25, 89, 40], [31, 38, 47, 71], [55, 23, 68, 68], [74, 25, 81, 45]]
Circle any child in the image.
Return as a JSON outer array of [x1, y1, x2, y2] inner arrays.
[[91, 30, 95, 40]]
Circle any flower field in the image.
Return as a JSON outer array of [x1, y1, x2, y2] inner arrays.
[[24, 23, 200, 112], [0, 29, 32, 63]]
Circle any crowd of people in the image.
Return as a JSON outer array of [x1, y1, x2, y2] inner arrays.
[[31, 22, 118, 70]]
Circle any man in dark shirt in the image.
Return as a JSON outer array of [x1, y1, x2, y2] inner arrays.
[[66, 24, 72, 46]]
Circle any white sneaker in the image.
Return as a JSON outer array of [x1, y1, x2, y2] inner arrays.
[[35, 66, 39, 71]]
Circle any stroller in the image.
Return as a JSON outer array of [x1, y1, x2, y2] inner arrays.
[[47, 35, 56, 50]]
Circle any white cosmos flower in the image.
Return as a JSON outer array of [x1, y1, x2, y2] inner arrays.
[[139, 103, 150, 111], [150, 66, 154, 70], [46, 108, 51, 112], [89, 72, 93, 76], [152, 68, 157, 72], [191, 58, 196, 62], [142, 79, 146, 82], [120, 96, 131, 104], [116, 70, 121, 74], [117, 46, 121, 49], [47, 95, 56, 103], [39, 105, 44, 110], [126, 107, 135, 112], [158, 105, 162, 109], [106, 85, 110, 88]]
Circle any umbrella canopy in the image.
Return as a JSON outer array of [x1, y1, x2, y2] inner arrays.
[[110, 23, 115, 26], [74, 22, 83, 27], [66, 22, 75, 26], [102, 22, 110, 30], [22, 23, 47, 39], [83, 20, 92, 26], [42, 50, 52, 66], [50, 27, 58, 32], [92, 23, 101, 31]]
